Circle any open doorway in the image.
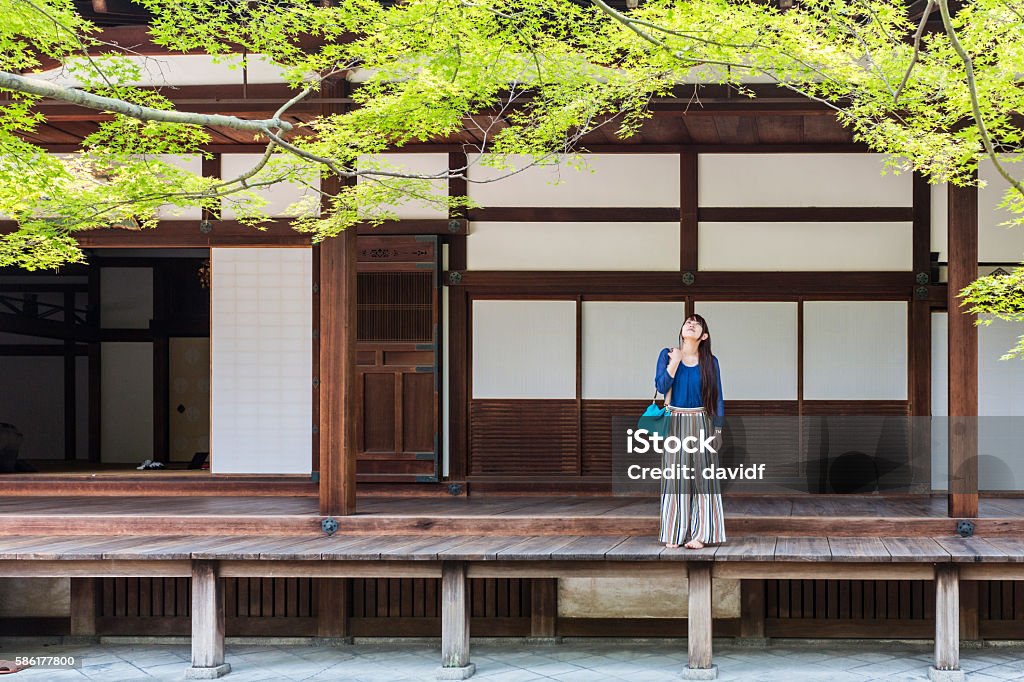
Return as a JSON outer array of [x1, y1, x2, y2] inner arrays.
[[0, 248, 211, 475]]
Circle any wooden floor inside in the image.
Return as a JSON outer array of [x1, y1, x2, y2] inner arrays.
[[0, 494, 1021, 537]]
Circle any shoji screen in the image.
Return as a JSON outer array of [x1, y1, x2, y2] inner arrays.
[[693, 302, 799, 400], [211, 248, 312, 474], [803, 301, 908, 400]]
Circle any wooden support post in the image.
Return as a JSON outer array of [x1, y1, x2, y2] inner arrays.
[[739, 579, 766, 641], [69, 578, 98, 639], [318, 78, 358, 517], [947, 181, 978, 519], [929, 564, 965, 682], [87, 262, 101, 463], [530, 578, 558, 639], [437, 560, 474, 679], [186, 560, 230, 679], [316, 578, 351, 641], [685, 562, 717, 680], [960, 579, 980, 643]]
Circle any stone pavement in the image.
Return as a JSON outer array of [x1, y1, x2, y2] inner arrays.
[[2, 638, 1024, 681]]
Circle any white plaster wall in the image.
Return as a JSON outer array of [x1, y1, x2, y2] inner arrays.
[[220, 154, 319, 219], [472, 300, 576, 399], [358, 153, 448, 219], [211, 248, 312, 474], [698, 222, 913, 271], [467, 154, 680, 207], [154, 154, 203, 220], [101, 343, 154, 463], [694, 301, 799, 400], [558, 576, 739, 618], [467, 222, 679, 271], [581, 302, 686, 400], [698, 154, 912, 207], [36, 54, 291, 87], [979, 158, 1024, 263], [803, 301, 908, 400]]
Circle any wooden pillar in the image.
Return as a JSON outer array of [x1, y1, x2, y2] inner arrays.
[[186, 560, 230, 679], [947, 181, 979, 518], [680, 149, 698, 274], [87, 262, 101, 463], [317, 578, 350, 640], [686, 562, 716, 679], [960, 579, 980, 643], [739, 579, 765, 640], [910, 173, 933, 489], [446, 151, 468, 482], [318, 193, 358, 516], [438, 560, 474, 679], [69, 578, 98, 638], [63, 290, 77, 461], [932, 564, 963, 680], [530, 578, 558, 638]]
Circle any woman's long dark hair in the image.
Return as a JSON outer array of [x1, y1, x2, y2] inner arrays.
[[678, 314, 719, 422]]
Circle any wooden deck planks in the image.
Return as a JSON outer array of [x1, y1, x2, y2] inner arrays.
[[934, 537, 1007, 562], [827, 537, 892, 562], [774, 536, 832, 562], [881, 538, 949, 563], [713, 536, 777, 561]]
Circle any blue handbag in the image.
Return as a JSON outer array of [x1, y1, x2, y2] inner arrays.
[[637, 387, 672, 437]]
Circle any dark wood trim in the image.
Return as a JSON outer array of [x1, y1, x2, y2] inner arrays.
[[698, 207, 913, 222], [947, 181, 978, 518], [202, 154, 222, 221], [357, 219, 460, 235], [0, 219, 311, 248], [466, 207, 678, 222], [681, 150, 698, 272], [575, 297, 583, 476], [960, 580, 980, 641], [0, 344, 87, 356], [447, 152, 469, 482], [312, 243, 320, 475], [0, 477, 318, 497], [450, 271, 915, 297]]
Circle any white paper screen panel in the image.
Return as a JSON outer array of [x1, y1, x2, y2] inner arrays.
[[693, 302, 798, 400], [467, 222, 679, 270], [698, 154, 911, 207], [211, 248, 312, 474], [220, 154, 319, 219], [357, 154, 448, 219], [802, 301, 908, 400], [581, 302, 685, 399], [472, 300, 576, 399], [698, 222, 912, 271], [466, 154, 679, 207], [979, 159, 1024, 263]]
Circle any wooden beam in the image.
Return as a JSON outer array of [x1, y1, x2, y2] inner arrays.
[[530, 578, 558, 638], [466, 207, 677, 222], [698, 207, 913, 222], [947, 181, 979, 518], [69, 578, 98, 638], [188, 560, 230, 678], [932, 564, 962, 678], [681, 150, 698, 273], [439, 560, 474, 678], [316, 578, 350, 640], [686, 562, 714, 675], [739, 579, 765, 640]]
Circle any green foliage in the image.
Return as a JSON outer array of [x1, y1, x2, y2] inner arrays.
[[0, 0, 1023, 356]]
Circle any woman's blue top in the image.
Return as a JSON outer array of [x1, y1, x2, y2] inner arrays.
[[654, 348, 725, 428]]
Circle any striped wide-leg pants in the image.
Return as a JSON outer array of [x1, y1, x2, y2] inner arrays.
[[658, 407, 727, 545]]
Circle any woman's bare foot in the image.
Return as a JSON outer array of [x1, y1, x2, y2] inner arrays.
[[665, 543, 680, 549], [684, 540, 705, 549]]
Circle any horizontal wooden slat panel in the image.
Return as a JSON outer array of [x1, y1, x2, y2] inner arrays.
[[580, 400, 649, 477], [470, 400, 578, 477]]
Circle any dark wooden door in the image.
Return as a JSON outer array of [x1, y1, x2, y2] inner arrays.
[[355, 236, 439, 482]]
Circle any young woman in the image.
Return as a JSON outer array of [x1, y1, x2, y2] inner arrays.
[[654, 314, 726, 550]]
